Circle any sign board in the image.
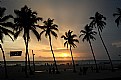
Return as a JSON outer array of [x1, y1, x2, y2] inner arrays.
[[10, 51, 22, 56]]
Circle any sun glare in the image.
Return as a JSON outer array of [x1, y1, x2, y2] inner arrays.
[[62, 53, 70, 57]]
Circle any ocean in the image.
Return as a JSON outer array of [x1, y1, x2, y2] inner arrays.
[[0, 60, 121, 66]]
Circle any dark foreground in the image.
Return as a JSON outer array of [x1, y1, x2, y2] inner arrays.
[[0, 65, 121, 80]]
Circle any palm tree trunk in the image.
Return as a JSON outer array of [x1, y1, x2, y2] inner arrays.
[[0, 44, 8, 78], [48, 34, 59, 73], [70, 46, 76, 72], [98, 28, 114, 72], [88, 39, 99, 73], [28, 52, 33, 75], [25, 41, 28, 77]]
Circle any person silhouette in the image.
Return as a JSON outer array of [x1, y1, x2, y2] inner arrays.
[[52, 67, 55, 74], [79, 67, 82, 75], [49, 67, 51, 74]]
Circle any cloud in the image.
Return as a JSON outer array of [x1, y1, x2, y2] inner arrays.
[[37, 56, 89, 60], [38, 48, 68, 52], [112, 41, 121, 48]]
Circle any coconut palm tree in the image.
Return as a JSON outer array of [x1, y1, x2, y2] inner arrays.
[[14, 5, 42, 77], [113, 8, 121, 27], [0, 6, 14, 78], [61, 30, 79, 72], [79, 24, 99, 73], [90, 12, 114, 71], [40, 18, 59, 73]]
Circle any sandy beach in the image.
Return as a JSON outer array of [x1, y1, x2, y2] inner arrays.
[[0, 64, 121, 80]]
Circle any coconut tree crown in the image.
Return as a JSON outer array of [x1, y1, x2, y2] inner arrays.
[[79, 24, 97, 42], [61, 30, 79, 48], [40, 18, 58, 39], [14, 5, 42, 42], [0, 7, 14, 43], [113, 8, 121, 27], [90, 12, 106, 32]]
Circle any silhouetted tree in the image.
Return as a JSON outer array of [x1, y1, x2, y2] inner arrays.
[[14, 5, 42, 77], [0, 6, 14, 78], [79, 25, 99, 73], [40, 18, 59, 73], [113, 8, 121, 27], [90, 12, 114, 71], [61, 30, 79, 72]]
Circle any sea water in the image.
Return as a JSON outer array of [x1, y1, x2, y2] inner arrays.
[[0, 60, 121, 66]]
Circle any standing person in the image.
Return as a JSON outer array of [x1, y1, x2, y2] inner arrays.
[[79, 67, 83, 75], [52, 67, 55, 74]]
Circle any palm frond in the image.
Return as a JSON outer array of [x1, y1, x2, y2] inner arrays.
[[0, 22, 14, 28], [14, 29, 22, 40], [71, 34, 77, 38], [14, 10, 20, 16], [64, 41, 68, 47], [117, 8, 121, 13], [52, 24, 58, 27], [0, 26, 14, 41], [65, 32, 68, 37], [0, 31, 4, 43], [40, 30, 45, 40], [45, 31, 48, 38], [61, 35, 67, 40], [1, 15, 13, 22], [50, 26, 58, 31], [73, 39, 79, 43], [71, 43, 77, 48], [36, 17, 43, 21], [51, 30, 58, 38], [113, 13, 120, 17], [31, 27, 40, 41], [82, 35, 86, 42], [67, 43, 68, 49], [115, 17, 120, 26], [90, 17, 95, 19], [0, 7, 6, 18], [79, 34, 84, 38], [80, 30, 86, 34]]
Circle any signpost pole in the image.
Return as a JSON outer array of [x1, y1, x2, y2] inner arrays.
[[32, 50, 35, 72]]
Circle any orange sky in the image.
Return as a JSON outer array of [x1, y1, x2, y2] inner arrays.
[[0, 0, 121, 61]]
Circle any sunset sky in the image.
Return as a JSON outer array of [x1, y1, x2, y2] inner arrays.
[[0, 0, 121, 61]]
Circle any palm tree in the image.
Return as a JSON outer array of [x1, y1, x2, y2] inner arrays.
[[61, 30, 79, 72], [90, 12, 114, 71], [14, 5, 42, 77], [40, 18, 59, 73], [79, 24, 99, 73], [113, 8, 121, 27], [0, 6, 14, 78]]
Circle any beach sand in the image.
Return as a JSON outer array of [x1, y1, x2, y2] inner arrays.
[[0, 64, 121, 80]]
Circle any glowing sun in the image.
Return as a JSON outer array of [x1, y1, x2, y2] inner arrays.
[[61, 53, 70, 57]]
